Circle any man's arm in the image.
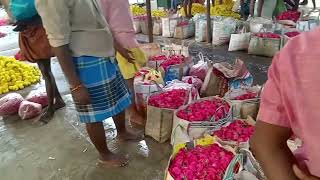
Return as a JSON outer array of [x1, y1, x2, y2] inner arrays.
[[250, 121, 299, 180]]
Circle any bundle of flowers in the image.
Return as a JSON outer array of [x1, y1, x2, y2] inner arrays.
[[130, 5, 146, 16], [276, 10, 301, 22], [212, 120, 255, 143], [160, 55, 185, 71], [285, 31, 300, 38], [232, 91, 258, 100], [148, 89, 188, 109], [254, 32, 281, 39], [169, 143, 234, 180], [176, 98, 230, 122]]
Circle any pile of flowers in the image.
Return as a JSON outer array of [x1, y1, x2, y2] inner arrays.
[[169, 143, 234, 180], [0, 56, 41, 94], [149, 55, 167, 62], [135, 68, 163, 85], [276, 10, 301, 22], [160, 55, 185, 71], [285, 31, 300, 38], [232, 91, 257, 100], [212, 120, 255, 143], [180, 3, 206, 16], [177, 99, 230, 121], [210, 3, 241, 19], [130, 5, 147, 16], [152, 9, 168, 18], [254, 32, 281, 39], [148, 89, 189, 109], [177, 21, 190, 27]]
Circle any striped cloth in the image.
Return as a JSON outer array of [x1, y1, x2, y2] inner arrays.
[[73, 56, 131, 123]]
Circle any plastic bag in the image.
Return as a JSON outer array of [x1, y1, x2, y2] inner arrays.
[[10, 0, 38, 21], [26, 91, 48, 107], [212, 16, 237, 46], [18, 101, 42, 120], [189, 53, 209, 81], [228, 27, 251, 52], [0, 93, 24, 116], [182, 76, 203, 90], [194, 14, 207, 42]]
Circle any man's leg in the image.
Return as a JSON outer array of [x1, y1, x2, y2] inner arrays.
[[37, 59, 55, 122], [312, 0, 316, 9], [86, 122, 128, 167]]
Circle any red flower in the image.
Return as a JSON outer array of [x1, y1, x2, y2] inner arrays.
[[177, 99, 230, 122], [212, 120, 255, 143], [169, 144, 234, 180], [148, 89, 189, 109], [254, 32, 281, 39], [160, 55, 185, 71], [285, 31, 300, 38]]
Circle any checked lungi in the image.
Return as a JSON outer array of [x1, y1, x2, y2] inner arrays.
[[72, 56, 132, 123]]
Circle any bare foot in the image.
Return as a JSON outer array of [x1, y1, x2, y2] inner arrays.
[[98, 153, 129, 167], [54, 98, 66, 110], [39, 107, 55, 124], [117, 131, 144, 142]]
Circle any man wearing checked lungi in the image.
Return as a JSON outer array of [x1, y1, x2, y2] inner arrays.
[[36, 0, 141, 167]]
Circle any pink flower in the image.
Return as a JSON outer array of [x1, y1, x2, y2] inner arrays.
[[276, 10, 301, 22], [148, 89, 189, 109], [160, 55, 185, 71], [177, 99, 230, 122], [212, 120, 255, 143], [255, 32, 281, 39], [285, 31, 300, 38], [182, 76, 203, 90], [150, 55, 168, 61], [233, 92, 257, 100], [169, 144, 234, 180]]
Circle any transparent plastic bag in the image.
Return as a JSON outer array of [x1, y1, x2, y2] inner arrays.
[[189, 53, 209, 81], [0, 93, 24, 116], [18, 101, 42, 120], [182, 76, 203, 90], [26, 90, 48, 107]]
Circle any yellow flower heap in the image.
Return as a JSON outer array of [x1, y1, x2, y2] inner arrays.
[[0, 56, 41, 94], [211, 0, 241, 19], [180, 3, 206, 16], [152, 9, 168, 18], [130, 5, 147, 16]]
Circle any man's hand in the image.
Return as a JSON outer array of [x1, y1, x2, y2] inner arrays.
[[71, 86, 91, 105], [293, 165, 320, 180], [114, 41, 135, 64]]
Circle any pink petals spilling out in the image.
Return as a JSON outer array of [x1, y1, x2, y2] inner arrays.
[[0, 19, 9, 26], [276, 11, 301, 22], [148, 89, 188, 109], [285, 31, 300, 38], [177, 99, 230, 122], [233, 92, 257, 100], [254, 32, 281, 39], [160, 55, 185, 71], [169, 144, 234, 180], [213, 120, 255, 143], [150, 55, 168, 61]]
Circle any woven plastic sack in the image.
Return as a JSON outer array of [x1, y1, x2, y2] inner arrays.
[[18, 101, 42, 120], [10, 0, 37, 21], [212, 16, 237, 46], [248, 34, 281, 57], [162, 16, 182, 38], [0, 93, 24, 116], [228, 27, 251, 52], [26, 91, 48, 107], [194, 14, 207, 42]]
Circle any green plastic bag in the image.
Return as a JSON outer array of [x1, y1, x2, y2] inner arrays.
[[273, 0, 287, 17]]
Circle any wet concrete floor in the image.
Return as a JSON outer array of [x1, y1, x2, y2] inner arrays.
[[0, 39, 272, 180]]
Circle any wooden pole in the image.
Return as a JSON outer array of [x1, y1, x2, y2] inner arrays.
[[146, 0, 153, 43], [206, 0, 212, 43]]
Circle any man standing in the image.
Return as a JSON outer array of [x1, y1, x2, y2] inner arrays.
[[250, 28, 320, 179]]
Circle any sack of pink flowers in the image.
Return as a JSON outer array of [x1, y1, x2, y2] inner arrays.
[[171, 96, 232, 146], [248, 31, 282, 57], [165, 135, 237, 180], [224, 86, 261, 119], [146, 84, 199, 143], [209, 118, 256, 149]]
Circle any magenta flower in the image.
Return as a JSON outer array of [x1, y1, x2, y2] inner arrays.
[[169, 144, 234, 180], [285, 31, 300, 38], [254, 32, 281, 39], [177, 99, 230, 122], [148, 89, 189, 109], [276, 10, 301, 22], [212, 120, 255, 143], [232, 92, 257, 100], [160, 55, 185, 71]]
